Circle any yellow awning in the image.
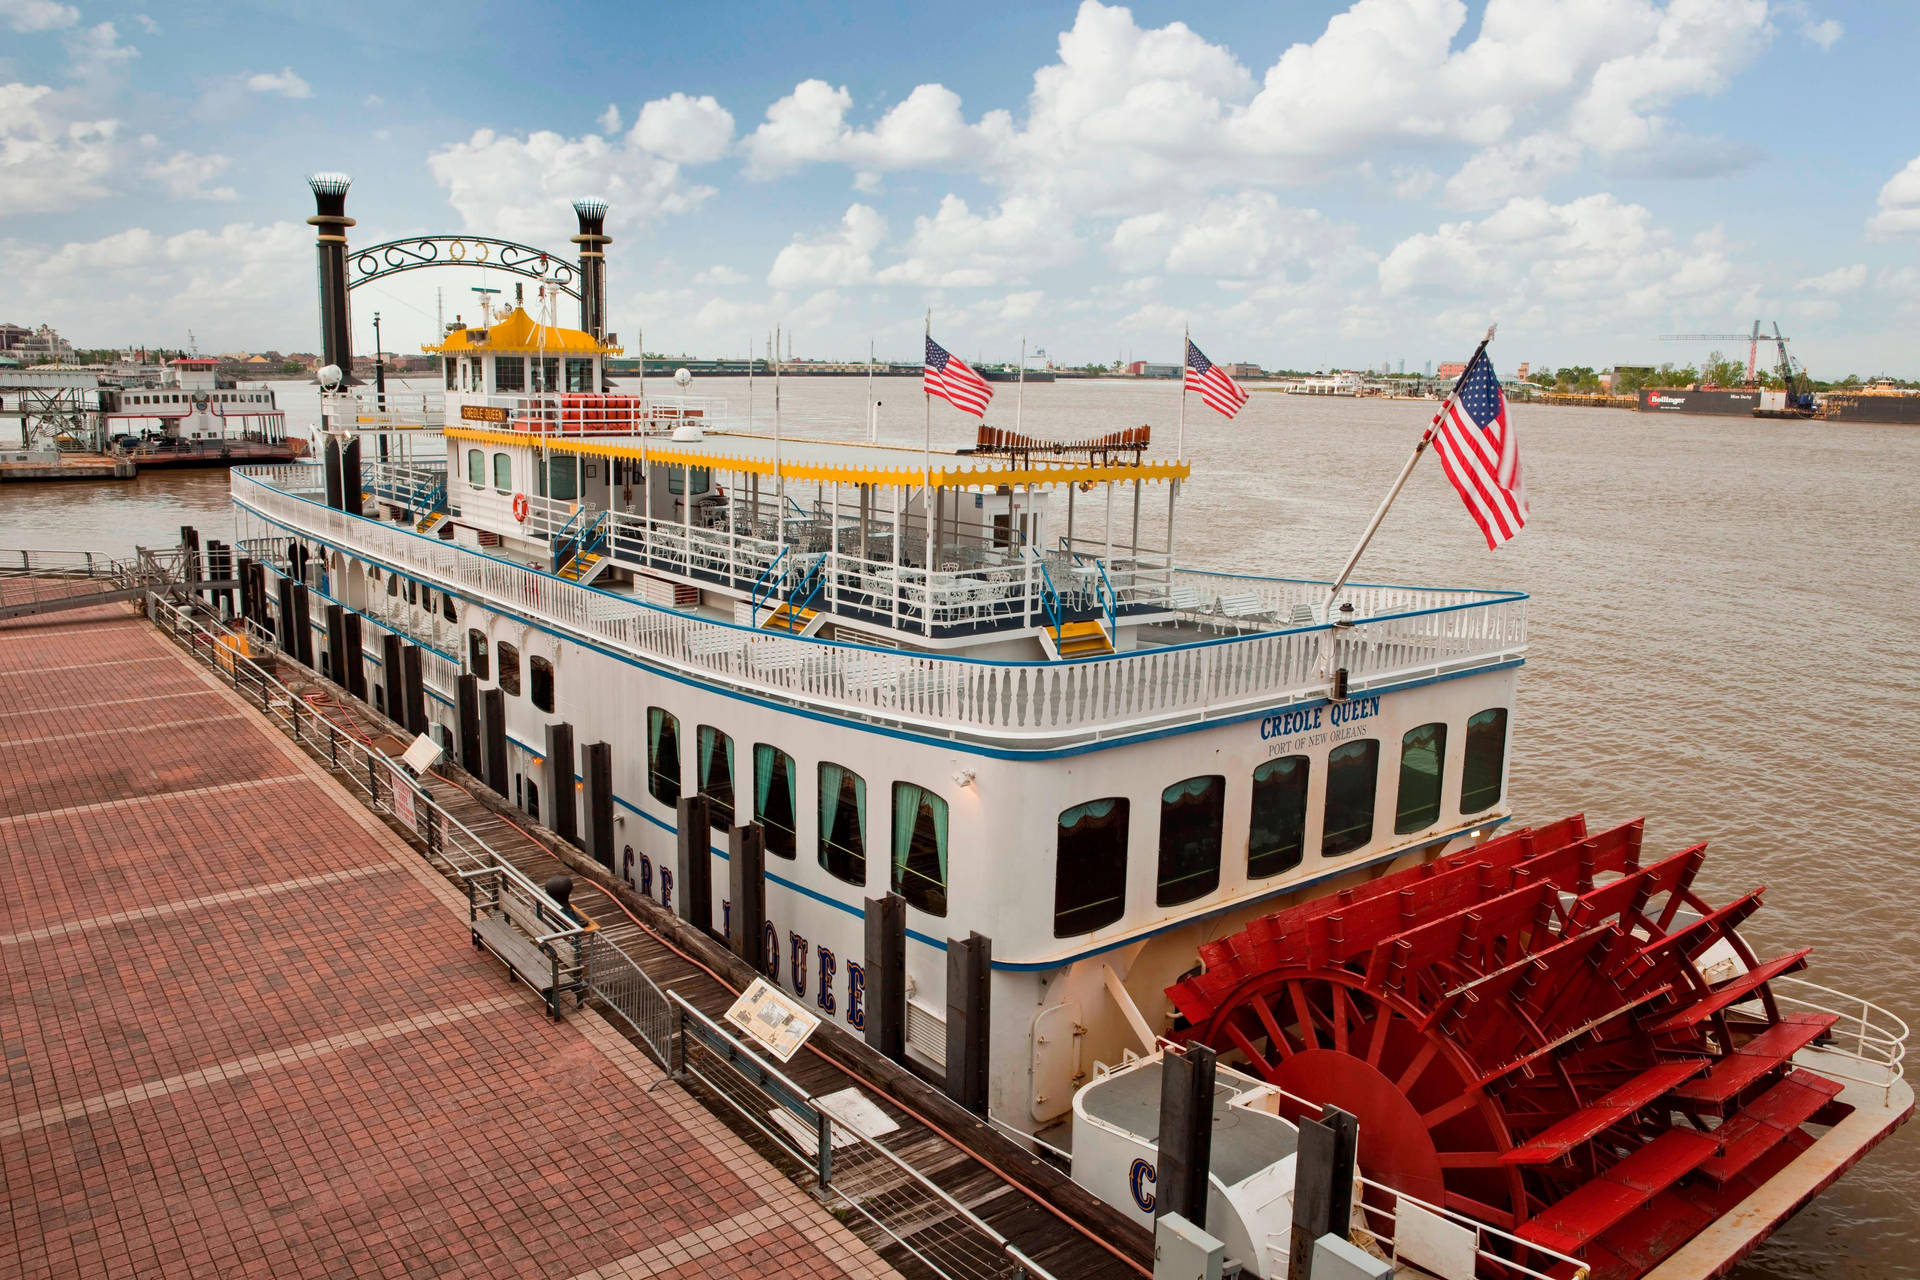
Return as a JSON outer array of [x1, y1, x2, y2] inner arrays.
[[444, 426, 1190, 490], [425, 306, 622, 356]]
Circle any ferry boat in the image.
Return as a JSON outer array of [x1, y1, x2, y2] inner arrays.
[[101, 356, 301, 465], [230, 298, 1911, 1280]]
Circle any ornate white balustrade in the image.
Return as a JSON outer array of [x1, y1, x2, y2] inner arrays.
[[234, 468, 1527, 748]]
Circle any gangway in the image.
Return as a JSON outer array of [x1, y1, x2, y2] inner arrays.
[[0, 547, 193, 620], [461, 856, 596, 1019]]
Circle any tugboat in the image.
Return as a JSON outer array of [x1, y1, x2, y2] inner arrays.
[[230, 182, 1911, 1280], [102, 356, 303, 466]]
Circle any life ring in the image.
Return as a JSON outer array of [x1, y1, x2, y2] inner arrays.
[[511, 493, 529, 522]]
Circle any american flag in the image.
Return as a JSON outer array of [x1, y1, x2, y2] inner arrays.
[[1431, 348, 1527, 548], [1185, 340, 1248, 419], [924, 336, 993, 418]]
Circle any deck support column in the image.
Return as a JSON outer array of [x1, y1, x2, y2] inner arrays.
[[864, 893, 906, 1064], [544, 722, 578, 846], [480, 686, 508, 794], [400, 644, 426, 735], [730, 823, 766, 970], [381, 632, 404, 717], [1287, 1106, 1359, 1280], [341, 612, 366, 700], [275, 574, 297, 656], [944, 931, 991, 1115], [1155, 1043, 1216, 1226], [675, 795, 714, 936], [323, 604, 347, 685], [581, 741, 614, 867], [236, 556, 255, 623], [293, 586, 315, 668], [455, 674, 482, 777]]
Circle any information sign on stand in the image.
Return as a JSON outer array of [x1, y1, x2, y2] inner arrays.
[[724, 978, 820, 1062]]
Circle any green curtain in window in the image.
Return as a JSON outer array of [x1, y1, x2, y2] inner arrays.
[[1162, 776, 1215, 804], [698, 726, 716, 783], [820, 762, 847, 839], [1061, 798, 1116, 828], [755, 743, 777, 815], [893, 783, 925, 884], [724, 734, 736, 792], [648, 708, 666, 759], [929, 792, 947, 881]]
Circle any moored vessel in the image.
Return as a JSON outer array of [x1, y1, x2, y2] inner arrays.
[[225, 177, 1912, 1280]]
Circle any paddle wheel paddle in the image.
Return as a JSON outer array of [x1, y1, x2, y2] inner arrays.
[[1165, 815, 1853, 1280]]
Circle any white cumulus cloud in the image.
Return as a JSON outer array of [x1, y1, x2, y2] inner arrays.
[[1867, 155, 1920, 238], [767, 204, 886, 288], [143, 151, 237, 201], [246, 68, 312, 99], [631, 92, 734, 165], [0, 82, 120, 215], [1797, 263, 1864, 294], [6, 0, 78, 32]]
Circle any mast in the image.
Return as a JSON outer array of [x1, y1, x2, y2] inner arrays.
[[1017, 334, 1025, 434]]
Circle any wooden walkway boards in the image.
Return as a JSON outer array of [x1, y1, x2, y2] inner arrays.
[[255, 644, 1152, 1280], [0, 597, 902, 1280]]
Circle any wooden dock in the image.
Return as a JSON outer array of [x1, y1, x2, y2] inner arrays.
[[0, 591, 903, 1280], [247, 626, 1154, 1280]]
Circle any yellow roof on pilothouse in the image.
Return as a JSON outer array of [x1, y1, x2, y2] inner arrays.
[[424, 306, 622, 356]]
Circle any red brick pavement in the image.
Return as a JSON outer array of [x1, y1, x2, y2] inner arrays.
[[0, 602, 897, 1280]]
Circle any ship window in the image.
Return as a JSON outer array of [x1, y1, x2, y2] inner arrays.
[[442, 594, 457, 623], [667, 466, 712, 496], [891, 783, 948, 917], [529, 656, 553, 712], [1322, 739, 1379, 857], [467, 629, 489, 680], [546, 456, 578, 502], [1157, 775, 1224, 906], [1395, 723, 1447, 834], [817, 763, 867, 887], [466, 448, 484, 487], [753, 744, 798, 860], [1055, 798, 1129, 937], [444, 360, 455, 391], [647, 707, 681, 807], [566, 358, 593, 392], [696, 725, 734, 831], [495, 355, 525, 392], [497, 643, 521, 697], [1461, 708, 1508, 815], [466, 357, 481, 390], [492, 452, 511, 492], [1248, 755, 1309, 879], [530, 357, 559, 392]]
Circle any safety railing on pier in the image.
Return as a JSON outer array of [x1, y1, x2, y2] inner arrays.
[[667, 994, 1056, 1280], [235, 468, 1527, 748], [148, 590, 1063, 1280]]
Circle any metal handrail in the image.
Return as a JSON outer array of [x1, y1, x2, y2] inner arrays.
[[749, 543, 790, 621], [1095, 559, 1118, 638]]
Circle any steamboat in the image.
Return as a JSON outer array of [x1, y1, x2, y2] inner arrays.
[[228, 178, 1912, 1280]]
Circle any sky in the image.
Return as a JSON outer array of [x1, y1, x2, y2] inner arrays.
[[4, 0, 1917, 377]]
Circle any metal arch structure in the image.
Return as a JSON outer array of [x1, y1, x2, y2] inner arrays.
[[348, 236, 581, 299]]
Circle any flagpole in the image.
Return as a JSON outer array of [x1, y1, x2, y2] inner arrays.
[[1177, 322, 1188, 461], [923, 309, 934, 601], [1017, 334, 1025, 434], [1324, 324, 1495, 611], [867, 338, 876, 443], [774, 326, 784, 546]]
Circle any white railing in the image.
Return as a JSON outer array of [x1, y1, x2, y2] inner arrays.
[[363, 459, 446, 510], [324, 389, 446, 430], [1769, 975, 1909, 1105], [234, 468, 1528, 747], [1350, 1175, 1589, 1280]]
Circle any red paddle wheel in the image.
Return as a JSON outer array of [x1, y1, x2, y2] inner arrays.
[[1166, 815, 1852, 1279]]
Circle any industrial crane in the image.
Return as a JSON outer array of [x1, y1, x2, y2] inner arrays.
[[1657, 319, 1784, 383]]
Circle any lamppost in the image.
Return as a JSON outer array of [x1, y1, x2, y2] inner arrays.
[[371, 311, 388, 461]]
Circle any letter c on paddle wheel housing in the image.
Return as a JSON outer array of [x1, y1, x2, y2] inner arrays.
[[1164, 815, 1852, 1278]]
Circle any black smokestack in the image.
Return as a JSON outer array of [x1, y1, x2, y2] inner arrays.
[[307, 172, 357, 385], [571, 197, 610, 342]]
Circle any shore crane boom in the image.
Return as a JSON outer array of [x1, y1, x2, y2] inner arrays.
[[1657, 320, 1788, 382]]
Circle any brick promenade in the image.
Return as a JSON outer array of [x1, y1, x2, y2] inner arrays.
[[0, 600, 898, 1280]]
